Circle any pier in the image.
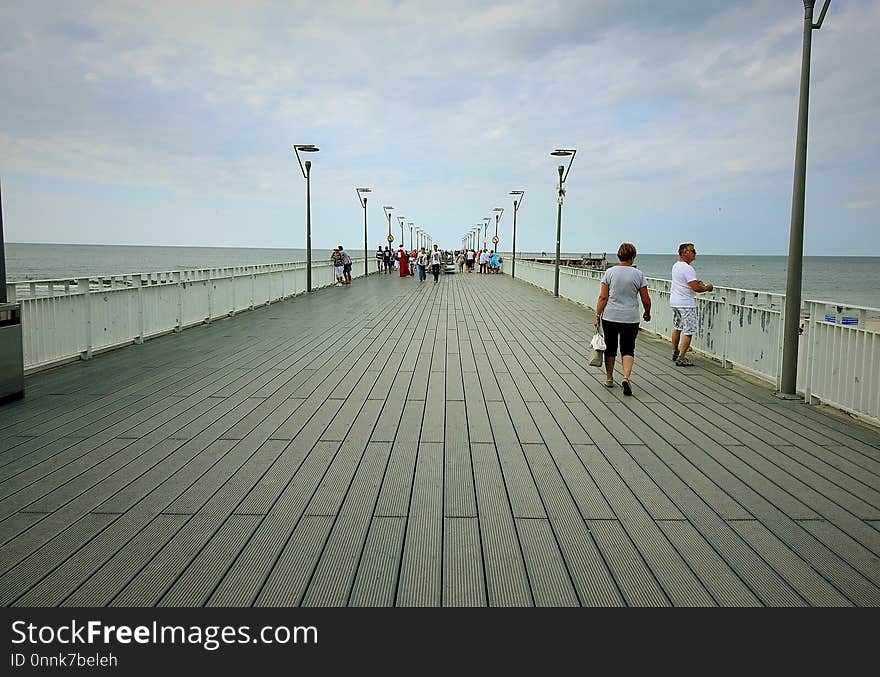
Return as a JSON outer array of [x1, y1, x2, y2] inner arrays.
[[1, 270, 879, 606]]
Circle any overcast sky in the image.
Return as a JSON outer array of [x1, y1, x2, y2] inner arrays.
[[1, 1, 878, 255]]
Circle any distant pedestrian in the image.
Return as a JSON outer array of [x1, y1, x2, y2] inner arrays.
[[670, 242, 713, 366], [383, 246, 393, 273], [395, 246, 408, 277], [466, 248, 475, 272], [409, 250, 417, 276], [331, 248, 344, 287], [430, 244, 442, 282], [479, 249, 489, 274], [490, 250, 500, 273], [376, 246, 384, 273], [594, 242, 651, 396], [456, 251, 465, 272], [417, 247, 428, 283], [339, 245, 352, 285]]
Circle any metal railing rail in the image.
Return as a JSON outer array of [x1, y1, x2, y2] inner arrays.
[[514, 258, 879, 426], [9, 258, 373, 374]]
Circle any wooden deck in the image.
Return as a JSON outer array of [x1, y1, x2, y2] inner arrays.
[[1, 269, 879, 607]]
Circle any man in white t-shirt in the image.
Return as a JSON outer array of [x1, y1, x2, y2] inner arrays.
[[478, 249, 489, 274], [429, 244, 443, 283], [670, 242, 713, 366], [465, 249, 475, 272]]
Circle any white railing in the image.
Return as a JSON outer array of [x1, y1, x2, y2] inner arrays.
[[514, 258, 880, 426], [8, 258, 374, 374]]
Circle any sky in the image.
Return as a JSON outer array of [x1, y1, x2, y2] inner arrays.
[[1, 0, 878, 256]]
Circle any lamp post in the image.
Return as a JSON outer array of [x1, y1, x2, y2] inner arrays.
[[482, 217, 490, 250], [492, 207, 504, 256], [0, 178, 6, 303], [356, 188, 371, 277], [396, 216, 406, 252], [550, 148, 576, 297], [293, 144, 320, 292], [383, 205, 395, 251], [780, 0, 832, 398], [510, 190, 525, 279], [409, 222, 414, 251]]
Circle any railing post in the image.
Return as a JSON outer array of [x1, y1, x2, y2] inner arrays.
[[78, 277, 92, 360], [5, 283, 15, 302], [776, 302, 786, 392], [230, 268, 237, 316], [720, 296, 730, 369], [175, 271, 183, 333], [206, 269, 214, 323], [135, 276, 144, 344], [250, 267, 255, 309], [804, 301, 816, 403]]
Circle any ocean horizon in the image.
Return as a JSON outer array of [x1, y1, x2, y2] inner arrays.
[[5, 241, 879, 310]]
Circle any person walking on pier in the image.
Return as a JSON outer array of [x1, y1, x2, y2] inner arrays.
[[417, 247, 428, 283], [456, 250, 465, 273], [430, 244, 442, 283], [376, 246, 384, 273], [398, 246, 410, 277], [383, 246, 393, 273], [490, 250, 500, 273], [670, 242, 713, 366], [466, 248, 475, 272], [594, 242, 651, 396]]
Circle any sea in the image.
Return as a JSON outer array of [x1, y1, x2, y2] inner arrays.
[[5, 242, 879, 310]]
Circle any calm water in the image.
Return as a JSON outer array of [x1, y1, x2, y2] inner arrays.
[[6, 242, 880, 309]]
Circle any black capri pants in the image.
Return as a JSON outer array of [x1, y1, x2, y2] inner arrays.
[[601, 320, 640, 357]]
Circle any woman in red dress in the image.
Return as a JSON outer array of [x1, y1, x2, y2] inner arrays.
[[398, 247, 410, 277]]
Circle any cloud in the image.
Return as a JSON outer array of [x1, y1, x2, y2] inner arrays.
[[1, 0, 878, 254], [845, 200, 878, 210]]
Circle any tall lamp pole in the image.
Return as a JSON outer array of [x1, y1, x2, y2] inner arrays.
[[356, 187, 371, 277], [482, 218, 490, 250], [0, 178, 6, 303], [397, 216, 406, 251], [550, 148, 576, 297], [383, 206, 395, 250], [510, 190, 525, 279], [293, 144, 320, 292], [780, 0, 832, 397], [409, 222, 414, 250], [492, 207, 504, 254]]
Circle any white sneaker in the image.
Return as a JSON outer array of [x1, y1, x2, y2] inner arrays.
[[335, 282, 342, 287]]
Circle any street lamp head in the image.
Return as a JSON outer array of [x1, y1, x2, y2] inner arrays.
[[356, 187, 371, 193], [550, 148, 574, 156], [295, 144, 320, 152], [493, 207, 503, 212], [510, 190, 524, 196]]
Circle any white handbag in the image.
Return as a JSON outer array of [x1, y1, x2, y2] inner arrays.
[[589, 330, 606, 367]]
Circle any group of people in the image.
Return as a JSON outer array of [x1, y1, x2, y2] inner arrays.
[[593, 242, 713, 397], [331, 246, 353, 286], [375, 244, 446, 283], [454, 248, 500, 273]]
